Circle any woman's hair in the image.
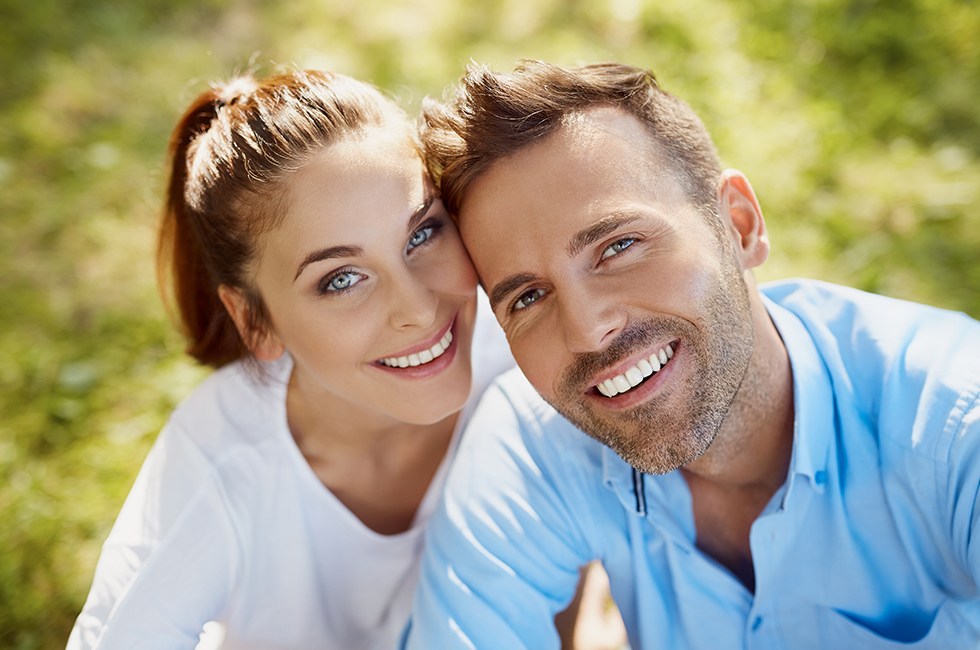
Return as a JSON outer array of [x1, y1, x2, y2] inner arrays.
[[158, 69, 404, 368], [420, 60, 722, 216]]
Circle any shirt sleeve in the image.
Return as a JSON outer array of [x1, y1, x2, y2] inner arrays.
[[67, 423, 242, 650], [405, 380, 596, 650]]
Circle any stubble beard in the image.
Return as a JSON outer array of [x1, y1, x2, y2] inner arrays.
[[550, 266, 755, 475]]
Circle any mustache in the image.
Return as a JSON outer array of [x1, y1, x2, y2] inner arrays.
[[558, 319, 677, 393]]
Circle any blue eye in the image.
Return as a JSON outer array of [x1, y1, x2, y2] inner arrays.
[[601, 237, 635, 260], [319, 270, 363, 294], [407, 224, 436, 251], [513, 288, 546, 311]]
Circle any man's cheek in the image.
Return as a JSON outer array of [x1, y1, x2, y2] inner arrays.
[[514, 349, 552, 395]]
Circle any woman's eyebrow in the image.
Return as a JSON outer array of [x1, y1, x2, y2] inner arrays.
[[293, 245, 363, 282], [405, 196, 436, 234], [292, 197, 435, 283]]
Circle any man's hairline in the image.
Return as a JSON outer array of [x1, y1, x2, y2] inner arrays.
[[451, 105, 700, 222]]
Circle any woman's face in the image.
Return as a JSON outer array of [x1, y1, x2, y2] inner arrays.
[[251, 126, 478, 426]]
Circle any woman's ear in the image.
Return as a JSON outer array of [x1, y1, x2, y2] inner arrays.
[[717, 169, 770, 270], [217, 284, 285, 362]]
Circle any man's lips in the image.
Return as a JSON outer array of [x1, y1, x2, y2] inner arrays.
[[592, 340, 678, 398]]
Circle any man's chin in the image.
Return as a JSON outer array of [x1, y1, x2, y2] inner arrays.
[[553, 399, 719, 475]]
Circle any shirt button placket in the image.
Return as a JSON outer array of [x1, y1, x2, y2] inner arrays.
[[746, 613, 767, 649]]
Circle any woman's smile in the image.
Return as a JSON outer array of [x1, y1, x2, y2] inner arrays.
[[375, 317, 459, 376]]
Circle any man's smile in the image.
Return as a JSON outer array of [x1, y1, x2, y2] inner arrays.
[[595, 341, 676, 398]]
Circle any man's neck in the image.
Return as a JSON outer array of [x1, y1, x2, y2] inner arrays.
[[683, 295, 794, 491], [679, 297, 795, 592]]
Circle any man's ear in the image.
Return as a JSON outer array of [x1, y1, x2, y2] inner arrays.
[[217, 284, 285, 362], [717, 169, 769, 270]]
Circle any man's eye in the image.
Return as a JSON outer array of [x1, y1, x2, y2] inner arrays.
[[513, 288, 546, 311], [319, 271, 364, 294], [600, 237, 636, 260]]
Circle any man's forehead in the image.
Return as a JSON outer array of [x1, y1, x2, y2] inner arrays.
[[458, 107, 675, 221], [462, 106, 663, 204]]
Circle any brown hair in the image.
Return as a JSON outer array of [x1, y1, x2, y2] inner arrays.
[[158, 70, 404, 368], [420, 60, 722, 216]]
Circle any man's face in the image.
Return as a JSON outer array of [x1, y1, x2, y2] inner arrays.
[[458, 107, 757, 474]]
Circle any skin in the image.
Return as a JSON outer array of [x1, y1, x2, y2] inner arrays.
[[219, 125, 479, 534], [457, 106, 795, 591]]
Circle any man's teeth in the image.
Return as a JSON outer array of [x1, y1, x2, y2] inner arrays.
[[380, 331, 453, 368], [596, 345, 674, 398]]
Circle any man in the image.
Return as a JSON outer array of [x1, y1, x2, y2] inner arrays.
[[406, 60, 980, 649]]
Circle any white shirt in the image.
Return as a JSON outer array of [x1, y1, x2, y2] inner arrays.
[[68, 297, 513, 650]]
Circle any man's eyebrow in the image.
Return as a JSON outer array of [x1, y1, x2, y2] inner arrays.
[[566, 213, 643, 257], [292, 196, 434, 283], [293, 245, 363, 282], [488, 273, 538, 313]]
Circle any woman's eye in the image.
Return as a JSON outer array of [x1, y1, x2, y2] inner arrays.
[[513, 288, 546, 311], [600, 237, 636, 260], [407, 224, 436, 251], [319, 271, 363, 294]]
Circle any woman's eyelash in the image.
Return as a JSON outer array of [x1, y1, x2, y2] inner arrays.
[[407, 218, 445, 251], [313, 217, 447, 296], [317, 269, 364, 295]]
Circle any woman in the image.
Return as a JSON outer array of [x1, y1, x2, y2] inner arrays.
[[67, 69, 513, 649]]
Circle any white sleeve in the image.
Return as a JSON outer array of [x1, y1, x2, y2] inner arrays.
[[67, 423, 242, 650]]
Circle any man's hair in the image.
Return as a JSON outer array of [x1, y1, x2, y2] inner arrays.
[[420, 60, 723, 216]]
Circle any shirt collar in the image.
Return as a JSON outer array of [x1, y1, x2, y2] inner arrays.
[[762, 295, 835, 494]]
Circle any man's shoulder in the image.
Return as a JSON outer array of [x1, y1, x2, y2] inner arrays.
[[765, 278, 979, 458], [488, 367, 567, 425], [464, 367, 608, 474], [762, 278, 978, 369], [762, 278, 970, 329]]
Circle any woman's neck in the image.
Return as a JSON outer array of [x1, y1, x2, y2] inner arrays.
[[284, 364, 460, 535]]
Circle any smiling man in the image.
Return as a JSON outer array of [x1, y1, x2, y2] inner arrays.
[[405, 61, 980, 649]]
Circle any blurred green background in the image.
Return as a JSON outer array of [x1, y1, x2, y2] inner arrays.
[[1, 0, 977, 646]]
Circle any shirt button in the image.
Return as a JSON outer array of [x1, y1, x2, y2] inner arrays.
[[751, 616, 764, 631], [814, 470, 828, 486]]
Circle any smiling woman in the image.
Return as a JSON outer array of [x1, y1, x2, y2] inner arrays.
[[65, 69, 514, 649]]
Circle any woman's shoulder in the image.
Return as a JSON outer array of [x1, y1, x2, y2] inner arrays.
[[165, 356, 292, 464]]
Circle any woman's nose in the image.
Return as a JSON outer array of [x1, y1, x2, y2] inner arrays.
[[387, 273, 439, 331]]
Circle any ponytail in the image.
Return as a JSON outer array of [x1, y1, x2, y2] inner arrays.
[[157, 89, 248, 368]]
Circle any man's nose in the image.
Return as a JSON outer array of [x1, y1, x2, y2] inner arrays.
[[558, 286, 625, 354]]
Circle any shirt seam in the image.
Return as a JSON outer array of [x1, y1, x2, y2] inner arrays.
[[937, 380, 980, 574]]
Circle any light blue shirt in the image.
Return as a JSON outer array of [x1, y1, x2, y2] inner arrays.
[[406, 280, 980, 649]]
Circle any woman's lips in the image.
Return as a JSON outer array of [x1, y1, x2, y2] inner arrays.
[[373, 318, 460, 377], [378, 328, 454, 369]]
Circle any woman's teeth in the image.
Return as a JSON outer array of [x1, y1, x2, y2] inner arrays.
[[380, 331, 453, 368], [596, 344, 674, 398]]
